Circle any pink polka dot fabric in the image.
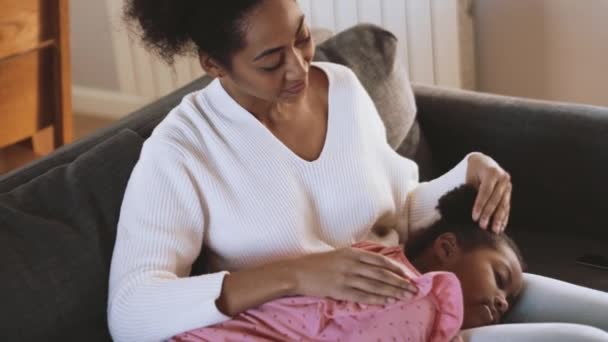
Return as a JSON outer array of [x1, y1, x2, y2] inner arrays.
[[171, 241, 463, 342]]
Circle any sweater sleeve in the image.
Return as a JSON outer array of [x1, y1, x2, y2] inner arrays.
[[407, 153, 474, 232], [107, 138, 230, 342], [342, 64, 473, 237]]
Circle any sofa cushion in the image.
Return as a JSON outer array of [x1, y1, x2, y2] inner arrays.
[[0, 76, 212, 194], [0, 129, 144, 342], [509, 230, 608, 292]]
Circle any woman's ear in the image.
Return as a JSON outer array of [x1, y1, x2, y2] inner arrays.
[[432, 232, 462, 266], [199, 53, 226, 78]]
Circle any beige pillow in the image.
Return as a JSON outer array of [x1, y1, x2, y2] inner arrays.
[[311, 27, 334, 45]]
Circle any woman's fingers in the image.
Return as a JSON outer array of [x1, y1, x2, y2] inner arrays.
[[353, 249, 408, 278], [502, 207, 510, 231], [345, 249, 418, 303], [473, 174, 498, 225], [352, 265, 418, 294], [347, 274, 415, 302], [479, 176, 510, 231], [492, 183, 512, 233], [467, 153, 513, 232], [339, 287, 391, 306]]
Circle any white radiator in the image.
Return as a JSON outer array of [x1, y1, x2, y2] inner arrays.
[[301, 0, 475, 89], [82, 0, 474, 117]]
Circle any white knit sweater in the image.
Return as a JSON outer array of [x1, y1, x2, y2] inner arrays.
[[107, 62, 469, 341]]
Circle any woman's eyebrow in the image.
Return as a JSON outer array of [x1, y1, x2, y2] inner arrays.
[[252, 15, 306, 62]]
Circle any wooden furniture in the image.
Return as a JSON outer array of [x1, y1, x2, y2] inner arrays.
[[0, 0, 72, 167]]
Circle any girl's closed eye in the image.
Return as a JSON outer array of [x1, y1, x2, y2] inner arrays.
[[494, 269, 505, 289]]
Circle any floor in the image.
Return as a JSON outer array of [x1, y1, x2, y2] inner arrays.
[[0, 114, 116, 175]]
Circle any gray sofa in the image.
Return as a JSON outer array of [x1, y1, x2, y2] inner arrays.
[[1, 25, 607, 341]]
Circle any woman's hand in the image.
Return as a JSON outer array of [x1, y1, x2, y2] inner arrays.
[[288, 247, 418, 305], [466, 152, 512, 233]]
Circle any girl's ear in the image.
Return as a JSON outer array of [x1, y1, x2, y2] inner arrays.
[[432, 232, 462, 266], [199, 52, 226, 78]]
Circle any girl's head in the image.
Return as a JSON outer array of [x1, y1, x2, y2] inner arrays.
[[124, 0, 314, 103], [407, 185, 525, 329]]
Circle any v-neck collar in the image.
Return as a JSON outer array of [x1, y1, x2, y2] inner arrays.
[[205, 61, 335, 167]]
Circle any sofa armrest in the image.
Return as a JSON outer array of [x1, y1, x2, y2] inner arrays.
[[413, 84, 608, 237]]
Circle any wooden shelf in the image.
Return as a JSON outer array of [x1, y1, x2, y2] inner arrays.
[[0, 39, 55, 63], [0, 0, 72, 172]]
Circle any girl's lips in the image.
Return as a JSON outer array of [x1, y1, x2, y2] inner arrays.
[[483, 304, 495, 324]]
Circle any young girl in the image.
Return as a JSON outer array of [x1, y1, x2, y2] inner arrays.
[[171, 186, 524, 341]]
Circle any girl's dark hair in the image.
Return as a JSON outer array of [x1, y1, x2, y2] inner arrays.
[[406, 185, 525, 269], [123, 0, 265, 67]]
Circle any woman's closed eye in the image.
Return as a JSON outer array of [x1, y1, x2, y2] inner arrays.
[[261, 60, 284, 72], [261, 35, 312, 72], [297, 34, 312, 45]]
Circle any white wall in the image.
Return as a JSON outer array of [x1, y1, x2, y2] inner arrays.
[[70, 0, 474, 117], [70, 0, 118, 91], [475, 0, 608, 107]]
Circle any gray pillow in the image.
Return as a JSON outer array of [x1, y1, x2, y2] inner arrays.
[[313, 23, 417, 150], [0, 129, 144, 341], [313, 24, 436, 179]]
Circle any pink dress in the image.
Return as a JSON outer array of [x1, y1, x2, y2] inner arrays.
[[171, 241, 463, 342]]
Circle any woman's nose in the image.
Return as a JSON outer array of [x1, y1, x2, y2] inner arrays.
[[494, 295, 509, 314], [285, 48, 308, 79]]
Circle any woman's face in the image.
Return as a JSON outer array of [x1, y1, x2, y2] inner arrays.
[[444, 241, 524, 329], [206, 0, 315, 105]]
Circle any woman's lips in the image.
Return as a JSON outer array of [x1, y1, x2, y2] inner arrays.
[[284, 80, 306, 94]]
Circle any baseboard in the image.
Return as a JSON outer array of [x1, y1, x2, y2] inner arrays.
[[72, 86, 150, 119]]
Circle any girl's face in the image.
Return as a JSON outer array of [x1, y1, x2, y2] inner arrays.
[[433, 234, 524, 329], [201, 0, 315, 108]]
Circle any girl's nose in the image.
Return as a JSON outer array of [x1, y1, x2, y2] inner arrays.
[[495, 295, 509, 314]]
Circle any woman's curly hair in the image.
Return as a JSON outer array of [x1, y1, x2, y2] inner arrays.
[[123, 0, 264, 67]]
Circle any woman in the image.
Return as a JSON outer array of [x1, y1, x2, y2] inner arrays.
[[108, 1, 608, 341]]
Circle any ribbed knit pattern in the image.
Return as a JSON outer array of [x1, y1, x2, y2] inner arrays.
[[107, 62, 468, 341]]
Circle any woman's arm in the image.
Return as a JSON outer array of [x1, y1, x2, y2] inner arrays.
[[107, 140, 232, 342], [214, 259, 295, 316], [217, 245, 422, 317], [402, 152, 512, 244], [108, 138, 417, 342], [341, 68, 508, 239], [405, 153, 471, 239]]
